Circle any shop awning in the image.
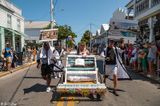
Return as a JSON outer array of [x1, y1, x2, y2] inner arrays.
[[0, 26, 27, 37]]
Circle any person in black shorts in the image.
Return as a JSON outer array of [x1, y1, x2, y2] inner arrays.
[[37, 42, 56, 92]]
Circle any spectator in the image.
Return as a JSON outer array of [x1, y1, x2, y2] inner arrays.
[[2, 43, 12, 72], [32, 47, 37, 61], [147, 42, 157, 77], [141, 43, 148, 74], [156, 40, 160, 71], [130, 45, 138, 71], [128, 44, 134, 67], [11, 49, 18, 68], [137, 47, 143, 72]]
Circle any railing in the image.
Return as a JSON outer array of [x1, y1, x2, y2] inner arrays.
[[135, 0, 149, 16], [151, 0, 160, 7]]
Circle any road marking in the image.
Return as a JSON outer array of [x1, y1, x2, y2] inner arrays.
[[67, 97, 75, 106], [56, 97, 64, 106]]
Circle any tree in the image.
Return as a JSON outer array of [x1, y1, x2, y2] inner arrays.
[[81, 30, 91, 46], [58, 25, 77, 40]]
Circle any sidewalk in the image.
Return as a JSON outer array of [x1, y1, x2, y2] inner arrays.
[[0, 61, 36, 78], [126, 66, 160, 84]]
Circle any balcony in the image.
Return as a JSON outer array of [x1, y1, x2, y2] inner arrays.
[[0, 0, 22, 15], [151, 0, 160, 7], [133, 0, 160, 19], [135, 0, 149, 16]]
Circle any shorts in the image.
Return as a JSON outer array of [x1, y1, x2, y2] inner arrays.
[[41, 64, 52, 77], [105, 65, 118, 76], [6, 57, 12, 63], [147, 57, 155, 62], [130, 57, 136, 64]]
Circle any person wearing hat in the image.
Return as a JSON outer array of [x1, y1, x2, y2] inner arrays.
[[101, 40, 130, 96]]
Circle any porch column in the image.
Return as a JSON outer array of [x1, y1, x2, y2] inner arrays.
[[149, 0, 152, 8], [21, 35, 24, 52], [148, 17, 154, 42], [0, 27, 5, 53], [12, 32, 15, 50]]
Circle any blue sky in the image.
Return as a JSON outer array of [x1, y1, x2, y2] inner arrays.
[[11, 0, 129, 43]]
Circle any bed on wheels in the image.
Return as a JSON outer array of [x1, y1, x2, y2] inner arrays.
[[56, 55, 106, 100]]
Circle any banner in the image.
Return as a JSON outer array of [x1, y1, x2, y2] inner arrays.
[[39, 29, 58, 41]]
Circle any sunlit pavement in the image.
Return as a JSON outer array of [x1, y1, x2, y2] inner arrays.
[[0, 64, 160, 106]]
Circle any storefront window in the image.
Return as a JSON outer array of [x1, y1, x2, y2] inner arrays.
[[4, 29, 12, 48], [7, 14, 12, 28], [15, 35, 21, 52], [17, 19, 21, 32]]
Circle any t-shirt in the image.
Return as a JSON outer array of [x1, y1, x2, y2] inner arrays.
[[4, 48, 12, 58]]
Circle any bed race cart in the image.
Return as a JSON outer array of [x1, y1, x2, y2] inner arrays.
[[56, 55, 106, 100]]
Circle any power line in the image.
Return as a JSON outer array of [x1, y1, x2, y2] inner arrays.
[[75, 23, 90, 34], [54, 0, 58, 8]]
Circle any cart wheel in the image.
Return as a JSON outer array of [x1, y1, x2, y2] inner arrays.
[[96, 94, 101, 101], [88, 94, 94, 100]]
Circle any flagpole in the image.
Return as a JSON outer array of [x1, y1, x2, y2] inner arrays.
[[50, 0, 54, 29], [50, 0, 54, 46]]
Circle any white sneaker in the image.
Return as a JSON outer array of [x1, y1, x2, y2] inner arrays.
[[46, 87, 52, 93], [58, 73, 61, 78]]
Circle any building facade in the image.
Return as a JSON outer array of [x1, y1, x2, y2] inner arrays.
[[92, 24, 109, 46], [108, 8, 137, 44], [91, 24, 109, 54], [25, 21, 51, 44], [126, 0, 160, 43], [0, 0, 25, 53]]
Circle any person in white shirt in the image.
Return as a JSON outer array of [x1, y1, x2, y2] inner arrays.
[[37, 42, 57, 92]]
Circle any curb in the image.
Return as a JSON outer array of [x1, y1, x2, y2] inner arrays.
[[0, 62, 36, 78]]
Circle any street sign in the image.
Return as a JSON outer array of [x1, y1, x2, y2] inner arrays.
[[39, 28, 58, 42]]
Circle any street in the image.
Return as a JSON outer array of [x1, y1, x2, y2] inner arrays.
[[0, 64, 160, 106]]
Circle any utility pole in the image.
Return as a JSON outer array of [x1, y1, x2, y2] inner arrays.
[[90, 23, 92, 52], [50, 0, 54, 46], [50, 0, 54, 29]]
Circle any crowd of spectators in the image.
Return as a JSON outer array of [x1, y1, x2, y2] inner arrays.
[[0, 44, 37, 72], [119, 40, 160, 78]]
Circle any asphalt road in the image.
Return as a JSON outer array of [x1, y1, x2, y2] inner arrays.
[[0, 64, 160, 106]]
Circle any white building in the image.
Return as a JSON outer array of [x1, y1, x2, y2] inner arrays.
[[0, 0, 25, 53], [126, 0, 160, 43], [108, 8, 138, 44], [92, 24, 109, 46], [25, 21, 51, 43]]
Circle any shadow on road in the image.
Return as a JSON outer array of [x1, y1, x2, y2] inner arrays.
[[127, 69, 160, 85], [23, 83, 46, 94], [23, 83, 55, 94]]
